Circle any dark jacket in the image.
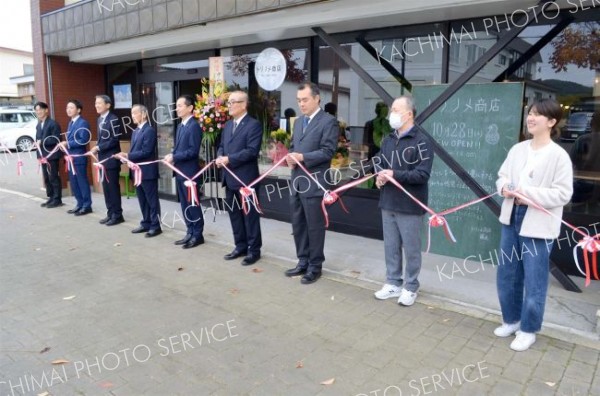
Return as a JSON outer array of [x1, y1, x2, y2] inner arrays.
[[66, 116, 91, 165], [217, 114, 262, 190], [173, 117, 202, 180], [375, 124, 434, 215], [289, 109, 339, 197], [97, 112, 122, 170], [36, 118, 63, 160], [128, 122, 158, 180]]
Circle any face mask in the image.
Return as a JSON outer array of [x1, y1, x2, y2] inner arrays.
[[389, 112, 405, 130]]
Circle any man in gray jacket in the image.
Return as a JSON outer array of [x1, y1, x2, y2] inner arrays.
[[284, 83, 338, 284]]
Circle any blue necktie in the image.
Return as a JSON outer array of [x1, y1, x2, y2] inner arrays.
[[303, 117, 309, 133]]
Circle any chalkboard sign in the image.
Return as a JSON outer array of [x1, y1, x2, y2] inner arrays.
[[412, 82, 524, 259]]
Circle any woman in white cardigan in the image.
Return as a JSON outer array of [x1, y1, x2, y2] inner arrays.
[[494, 98, 573, 352]]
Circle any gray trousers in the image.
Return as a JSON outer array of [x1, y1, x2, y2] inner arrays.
[[382, 209, 423, 292]]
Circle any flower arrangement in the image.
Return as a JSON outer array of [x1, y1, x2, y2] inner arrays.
[[194, 78, 231, 146], [267, 128, 290, 165], [270, 128, 290, 146]]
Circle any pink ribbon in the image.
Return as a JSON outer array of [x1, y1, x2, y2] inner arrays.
[[573, 234, 600, 287], [17, 160, 23, 176], [319, 174, 376, 228], [511, 191, 599, 286], [161, 160, 215, 207], [381, 173, 456, 253], [221, 163, 263, 215]]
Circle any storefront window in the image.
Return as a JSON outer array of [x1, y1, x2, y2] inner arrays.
[[222, 44, 309, 177], [510, 22, 599, 217]]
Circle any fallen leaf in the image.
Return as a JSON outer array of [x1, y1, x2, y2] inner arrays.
[[39, 347, 50, 354], [37, 392, 49, 396], [427, 306, 434, 310], [320, 378, 335, 385], [177, 267, 184, 271], [63, 295, 76, 300], [228, 288, 240, 295], [349, 270, 361, 277], [544, 382, 556, 387], [99, 382, 113, 389], [443, 318, 450, 322], [251, 268, 263, 273], [113, 243, 122, 247], [51, 359, 69, 365], [296, 361, 304, 368]]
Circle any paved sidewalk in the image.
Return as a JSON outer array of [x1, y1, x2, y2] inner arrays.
[[0, 156, 599, 395]]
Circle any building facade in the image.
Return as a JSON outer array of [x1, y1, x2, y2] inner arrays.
[[32, 0, 600, 290]]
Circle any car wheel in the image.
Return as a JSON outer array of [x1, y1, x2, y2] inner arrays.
[[16, 136, 34, 152]]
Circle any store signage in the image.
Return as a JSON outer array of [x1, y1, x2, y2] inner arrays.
[[254, 48, 287, 91]]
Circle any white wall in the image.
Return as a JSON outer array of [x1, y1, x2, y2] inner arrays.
[[0, 51, 33, 98]]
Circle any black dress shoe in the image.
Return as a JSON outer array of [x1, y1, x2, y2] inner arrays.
[[106, 216, 125, 226], [285, 265, 308, 277], [223, 250, 247, 260], [67, 207, 81, 214], [131, 226, 148, 234], [46, 201, 64, 208], [241, 254, 261, 266], [41, 200, 51, 207], [301, 272, 322, 284], [145, 229, 162, 238], [183, 237, 204, 249], [99, 216, 109, 223], [75, 208, 93, 216], [175, 235, 192, 245]]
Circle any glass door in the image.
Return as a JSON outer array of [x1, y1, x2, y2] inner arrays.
[[140, 82, 176, 197]]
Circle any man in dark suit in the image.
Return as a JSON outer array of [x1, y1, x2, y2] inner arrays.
[[116, 104, 162, 238], [164, 94, 204, 249], [59, 99, 92, 216], [216, 91, 263, 265], [34, 101, 63, 208], [91, 95, 124, 226], [285, 82, 338, 284]]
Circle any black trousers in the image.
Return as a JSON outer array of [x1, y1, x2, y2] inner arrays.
[[42, 159, 62, 203], [225, 187, 262, 255], [176, 178, 204, 238], [136, 179, 161, 231], [291, 194, 326, 273], [102, 167, 122, 219]]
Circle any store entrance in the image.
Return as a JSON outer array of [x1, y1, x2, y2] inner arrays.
[[139, 79, 204, 199]]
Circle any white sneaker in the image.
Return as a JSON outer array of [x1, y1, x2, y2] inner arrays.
[[374, 284, 401, 300], [493, 322, 520, 337], [510, 331, 536, 352], [398, 289, 417, 306]]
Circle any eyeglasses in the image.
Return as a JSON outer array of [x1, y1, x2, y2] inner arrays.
[[227, 100, 245, 106]]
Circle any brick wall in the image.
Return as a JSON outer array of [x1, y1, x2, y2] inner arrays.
[[32, 0, 107, 190]]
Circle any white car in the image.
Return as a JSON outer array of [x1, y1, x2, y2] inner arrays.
[[0, 109, 37, 130], [0, 119, 38, 152]]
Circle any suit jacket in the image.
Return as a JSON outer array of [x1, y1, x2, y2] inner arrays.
[[97, 112, 122, 170], [217, 114, 262, 190], [66, 116, 91, 165], [173, 118, 202, 180], [128, 122, 159, 180], [36, 118, 63, 160], [290, 109, 338, 197]]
